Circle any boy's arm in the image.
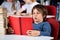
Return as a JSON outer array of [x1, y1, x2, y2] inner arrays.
[[40, 22, 51, 36]]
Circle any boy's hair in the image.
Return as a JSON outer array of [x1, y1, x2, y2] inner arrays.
[[32, 4, 48, 21]]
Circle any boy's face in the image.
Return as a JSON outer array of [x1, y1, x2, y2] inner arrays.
[[32, 9, 44, 23]]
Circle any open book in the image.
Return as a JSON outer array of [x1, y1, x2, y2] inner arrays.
[[9, 16, 33, 35]]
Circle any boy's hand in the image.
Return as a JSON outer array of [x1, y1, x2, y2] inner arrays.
[[27, 30, 40, 36], [8, 27, 14, 34]]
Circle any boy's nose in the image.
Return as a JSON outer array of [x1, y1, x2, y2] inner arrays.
[[35, 15, 37, 17]]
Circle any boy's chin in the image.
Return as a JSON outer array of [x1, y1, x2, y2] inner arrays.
[[34, 21, 39, 23], [34, 21, 43, 24]]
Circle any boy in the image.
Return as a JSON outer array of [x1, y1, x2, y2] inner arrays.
[[27, 4, 51, 36]]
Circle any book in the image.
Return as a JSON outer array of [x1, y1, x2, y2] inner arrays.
[[9, 16, 33, 35]]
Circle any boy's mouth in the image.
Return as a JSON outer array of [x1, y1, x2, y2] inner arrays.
[[35, 17, 38, 20], [34, 17, 38, 22], [34, 17, 41, 23]]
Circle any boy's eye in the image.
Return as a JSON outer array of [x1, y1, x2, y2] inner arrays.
[[37, 12, 39, 14], [33, 12, 40, 14], [33, 13, 35, 14]]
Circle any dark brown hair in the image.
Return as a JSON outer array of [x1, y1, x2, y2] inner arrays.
[[32, 4, 48, 21]]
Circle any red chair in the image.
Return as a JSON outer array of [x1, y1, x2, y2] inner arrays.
[[45, 6, 59, 40], [45, 6, 56, 18], [47, 18, 59, 40]]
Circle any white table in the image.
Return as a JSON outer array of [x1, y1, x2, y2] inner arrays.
[[0, 35, 53, 40]]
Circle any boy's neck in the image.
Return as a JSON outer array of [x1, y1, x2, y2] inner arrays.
[[34, 21, 43, 24]]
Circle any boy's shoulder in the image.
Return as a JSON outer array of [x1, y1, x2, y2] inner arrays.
[[42, 22, 50, 24]]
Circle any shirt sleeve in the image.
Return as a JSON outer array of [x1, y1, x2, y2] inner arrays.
[[16, 1, 20, 11], [40, 22, 51, 36], [22, 4, 27, 10]]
